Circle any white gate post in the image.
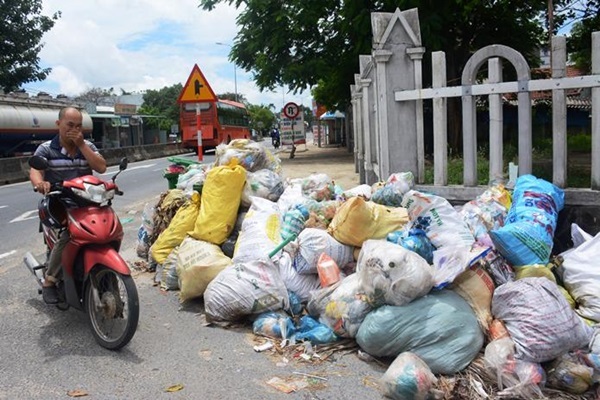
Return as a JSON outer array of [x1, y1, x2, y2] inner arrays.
[[408, 47, 426, 183], [354, 74, 365, 182], [552, 36, 567, 187], [351, 84, 362, 175], [373, 49, 393, 179], [359, 55, 378, 184], [432, 51, 448, 186], [592, 32, 600, 190], [489, 58, 504, 183]]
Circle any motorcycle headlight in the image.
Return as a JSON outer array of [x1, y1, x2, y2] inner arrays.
[[72, 183, 115, 204]]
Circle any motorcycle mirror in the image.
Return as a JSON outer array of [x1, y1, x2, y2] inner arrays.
[[28, 155, 49, 170], [111, 157, 128, 183]]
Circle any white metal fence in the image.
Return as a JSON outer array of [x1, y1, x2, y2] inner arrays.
[[351, 8, 600, 206]]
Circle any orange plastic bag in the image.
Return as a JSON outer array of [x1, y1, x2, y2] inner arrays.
[[317, 253, 341, 287]]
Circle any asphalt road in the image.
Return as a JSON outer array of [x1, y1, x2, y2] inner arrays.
[[0, 151, 384, 400]]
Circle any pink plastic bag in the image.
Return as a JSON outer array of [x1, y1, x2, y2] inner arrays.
[[317, 252, 341, 287]]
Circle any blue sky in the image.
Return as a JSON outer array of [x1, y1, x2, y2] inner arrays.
[[24, 0, 312, 110]]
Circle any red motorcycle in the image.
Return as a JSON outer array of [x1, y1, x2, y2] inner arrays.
[[24, 156, 139, 350]]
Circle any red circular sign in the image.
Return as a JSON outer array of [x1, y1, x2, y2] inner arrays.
[[283, 102, 300, 119]]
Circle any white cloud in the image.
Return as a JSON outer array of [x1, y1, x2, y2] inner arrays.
[[26, 0, 312, 109]]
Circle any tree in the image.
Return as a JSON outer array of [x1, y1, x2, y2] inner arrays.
[[217, 91, 248, 104], [566, 1, 600, 72], [137, 84, 183, 130], [246, 104, 276, 136], [75, 87, 117, 106], [199, 0, 553, 151], [0, 0, 60, 93], [200, 0, 548, 107], [302, 105, 313, 128]]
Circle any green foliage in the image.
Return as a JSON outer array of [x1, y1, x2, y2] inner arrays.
[[529, 133, 592, 155], [531, 162, 591, 188], [425, 142, 592, 188], [502, 143, 519, 164], [138, 84, 183, 130], [568, 133, 592, 152], [217, 91, 248, 104], [199, 0, 548, 111], [246, 104, 276, 134], [424, 154, 490, 186], [566, 1, 600, 72], [532, 137, 553, 158], [0, 0, 60, 92]]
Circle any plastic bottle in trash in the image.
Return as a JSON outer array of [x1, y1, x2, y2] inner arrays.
[[281, 204, 309, 241], [317, 253, 341, 287]]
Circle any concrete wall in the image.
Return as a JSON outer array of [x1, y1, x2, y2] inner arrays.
[[0, 143, 193, 185]]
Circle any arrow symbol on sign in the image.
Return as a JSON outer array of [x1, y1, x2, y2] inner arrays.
[[194, 80, 203, 95]]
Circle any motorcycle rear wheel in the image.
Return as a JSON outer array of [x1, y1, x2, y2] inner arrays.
[[85, 266, 139, 350]]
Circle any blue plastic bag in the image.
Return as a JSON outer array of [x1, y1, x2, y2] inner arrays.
[[286, 290, 304, 316], [294, 315, 339, 344], [253, 312, 296, 339], [490, 175, 564, 266], [387, 228, 435, 264], [281, 204, 309, 241]]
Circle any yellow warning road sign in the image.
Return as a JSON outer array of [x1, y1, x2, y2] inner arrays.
[[177, 64, 217, 103]]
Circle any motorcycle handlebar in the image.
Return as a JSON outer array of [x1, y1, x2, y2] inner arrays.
[[33, 180, 122, 198], [32, 182, 62, 194]]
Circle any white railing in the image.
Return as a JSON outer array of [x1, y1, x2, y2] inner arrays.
[[351, 8, 600, 206]]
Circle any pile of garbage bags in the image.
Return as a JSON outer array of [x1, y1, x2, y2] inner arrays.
[[135, 139, 600, 399]]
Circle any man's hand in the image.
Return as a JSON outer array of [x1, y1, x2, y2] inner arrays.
[[35, 181, 51, 194], [67, 131, 85, 148]]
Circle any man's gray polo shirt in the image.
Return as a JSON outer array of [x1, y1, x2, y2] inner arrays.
[[33, 135, 100, 184]]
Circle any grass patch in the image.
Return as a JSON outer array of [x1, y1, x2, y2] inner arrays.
[[568, 134, 592, 152], [424, 149, 591, 188]]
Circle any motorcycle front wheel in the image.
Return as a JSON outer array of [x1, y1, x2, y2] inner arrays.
[[85, 266, 139, 350]]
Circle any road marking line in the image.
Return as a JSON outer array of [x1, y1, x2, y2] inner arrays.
[[0, 205, 7, 209], [10, 210, 38, 223], [99, 164, 156, 176], [0, 250, 16, 260]]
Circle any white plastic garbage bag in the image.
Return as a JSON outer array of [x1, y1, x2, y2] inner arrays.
[[356, 239, 434, 307], [204, 258, 290, 322]]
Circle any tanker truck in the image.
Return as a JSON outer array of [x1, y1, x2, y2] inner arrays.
[[0, 93, 92, 157]]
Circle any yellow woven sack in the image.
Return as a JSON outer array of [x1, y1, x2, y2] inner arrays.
[[327, 196, 409, 247], [189, 164, 246, 244], [176, 237, 232, 302], [151, 192, 201, 264]]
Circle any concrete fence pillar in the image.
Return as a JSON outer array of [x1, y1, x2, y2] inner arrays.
[[373, 49, 393, 179], [369, 8, 422, 182], [359, 55, 378, 184]]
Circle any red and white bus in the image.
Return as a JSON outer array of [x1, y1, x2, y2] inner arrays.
[[180, 99, 251, 153]]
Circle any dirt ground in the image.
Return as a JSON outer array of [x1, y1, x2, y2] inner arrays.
[[277, 142, 360, 190]]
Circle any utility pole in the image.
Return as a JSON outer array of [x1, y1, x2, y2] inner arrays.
[[215, 42, 238, 102]]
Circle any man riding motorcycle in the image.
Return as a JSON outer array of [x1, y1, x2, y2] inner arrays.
[[271, 128, 280, 148], [29, 106, 107, 304]]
